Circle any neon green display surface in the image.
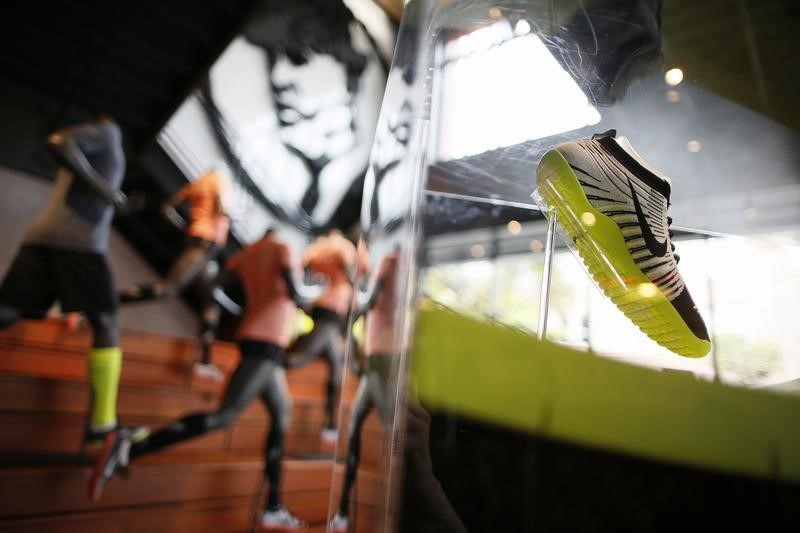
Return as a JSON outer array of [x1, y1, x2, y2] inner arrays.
[[411, 308, 800, 482]]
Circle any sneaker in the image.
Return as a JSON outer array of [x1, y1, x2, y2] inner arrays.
[[320, 427, 338, 445], [534, 130, 710, 357], [328, 512, 349, 533], [193, 362, 226, 383], [259, 505, 307, 531], [85, 423, 150, 450], [88, 427, 134, 502]]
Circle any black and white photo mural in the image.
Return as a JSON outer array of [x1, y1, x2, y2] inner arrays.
[[158, 0, 394, 244]]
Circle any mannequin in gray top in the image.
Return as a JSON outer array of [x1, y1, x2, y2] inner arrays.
[[24, 115, 126, 252], [0, 115, 144, 458]]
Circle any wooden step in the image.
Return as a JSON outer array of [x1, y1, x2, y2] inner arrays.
[[231, 410, 386, 464], [0, 318, 234, 368], [0, 372, 359, 426], [329, 464, 387, 533], [0, 337, 359, 401], [0, 376, 386, 463], [0, 318, 349, 384], [0, 453, 332, 519], [0, 496, 256, 533]]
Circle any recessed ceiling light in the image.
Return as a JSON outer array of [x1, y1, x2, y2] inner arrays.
[[665, 68, 684, 86]]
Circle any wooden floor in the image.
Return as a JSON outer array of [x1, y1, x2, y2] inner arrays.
[[0, 318, 386, 532]]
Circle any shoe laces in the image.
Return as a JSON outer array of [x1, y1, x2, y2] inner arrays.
[[667, 215, 679, 263]]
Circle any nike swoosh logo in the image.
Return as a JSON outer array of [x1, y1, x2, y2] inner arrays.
[[628, 179, 668, 257]]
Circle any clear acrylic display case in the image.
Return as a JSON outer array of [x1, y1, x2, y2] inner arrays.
[[333, 1, 800, 531]]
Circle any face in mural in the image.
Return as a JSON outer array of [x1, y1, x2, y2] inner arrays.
[[166, 1, 387, 236], [270, 53, 357, 166], [363, 66, 415, 232]]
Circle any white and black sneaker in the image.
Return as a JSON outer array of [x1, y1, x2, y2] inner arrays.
[[534, 130, 710, 357], [258, 505, 307, 531], [328, 512, 349, 533]]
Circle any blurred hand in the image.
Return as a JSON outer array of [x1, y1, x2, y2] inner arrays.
[[46, 132, 65, 147]]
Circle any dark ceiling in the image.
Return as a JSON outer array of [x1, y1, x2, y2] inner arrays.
[[0, 0, 258, 175], [662, 0, 800, 133]]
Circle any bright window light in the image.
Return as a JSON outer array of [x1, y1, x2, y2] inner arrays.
[[437, 22, 601, 161]]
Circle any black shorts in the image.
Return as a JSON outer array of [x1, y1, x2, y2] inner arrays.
[[0, 245, 117, 317], [239, 339, 284, 361], [366, 353, 392, 383], [310, 306, 347, 329]]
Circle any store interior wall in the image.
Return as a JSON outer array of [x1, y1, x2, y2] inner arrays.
[[0, 166, 197, 338]]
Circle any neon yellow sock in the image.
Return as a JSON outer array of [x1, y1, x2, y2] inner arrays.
[[88, 347, 122, 430]]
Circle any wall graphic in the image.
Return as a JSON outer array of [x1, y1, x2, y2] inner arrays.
[[159, 0, 393, 245]]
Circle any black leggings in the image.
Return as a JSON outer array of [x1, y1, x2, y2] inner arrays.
[[195, 261, 222, 365], [130, 340, 292, 509], [338, 354, 391, 517], [286, 308, 345, 430], [119, 240, 221, 365], [85, 310, 120, 347]]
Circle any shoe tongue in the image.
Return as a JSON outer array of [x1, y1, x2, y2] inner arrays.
[[593, 133, 672, 200], [612, 135, 673, 193], [592, 129, 617, 140]]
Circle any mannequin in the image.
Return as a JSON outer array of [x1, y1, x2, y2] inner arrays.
[[92, 229, 324, 531], [118, 168, 231, 380], [286, 229, 357, 442], [0, 115, 145, 454], [329, 247, 399, 533]]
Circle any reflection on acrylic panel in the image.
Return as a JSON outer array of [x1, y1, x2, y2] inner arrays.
[[327, 4, 425, 531], [436, 20, 600, 161]]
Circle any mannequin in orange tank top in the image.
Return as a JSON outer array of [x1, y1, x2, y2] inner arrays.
[[118, 169, 231, 379], [329, 246, 400, 533], [93, 229, 324, 530], [286, 229, 357, 442]]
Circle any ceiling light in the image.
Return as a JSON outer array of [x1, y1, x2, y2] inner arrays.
[[665, 68, 683, 86]]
